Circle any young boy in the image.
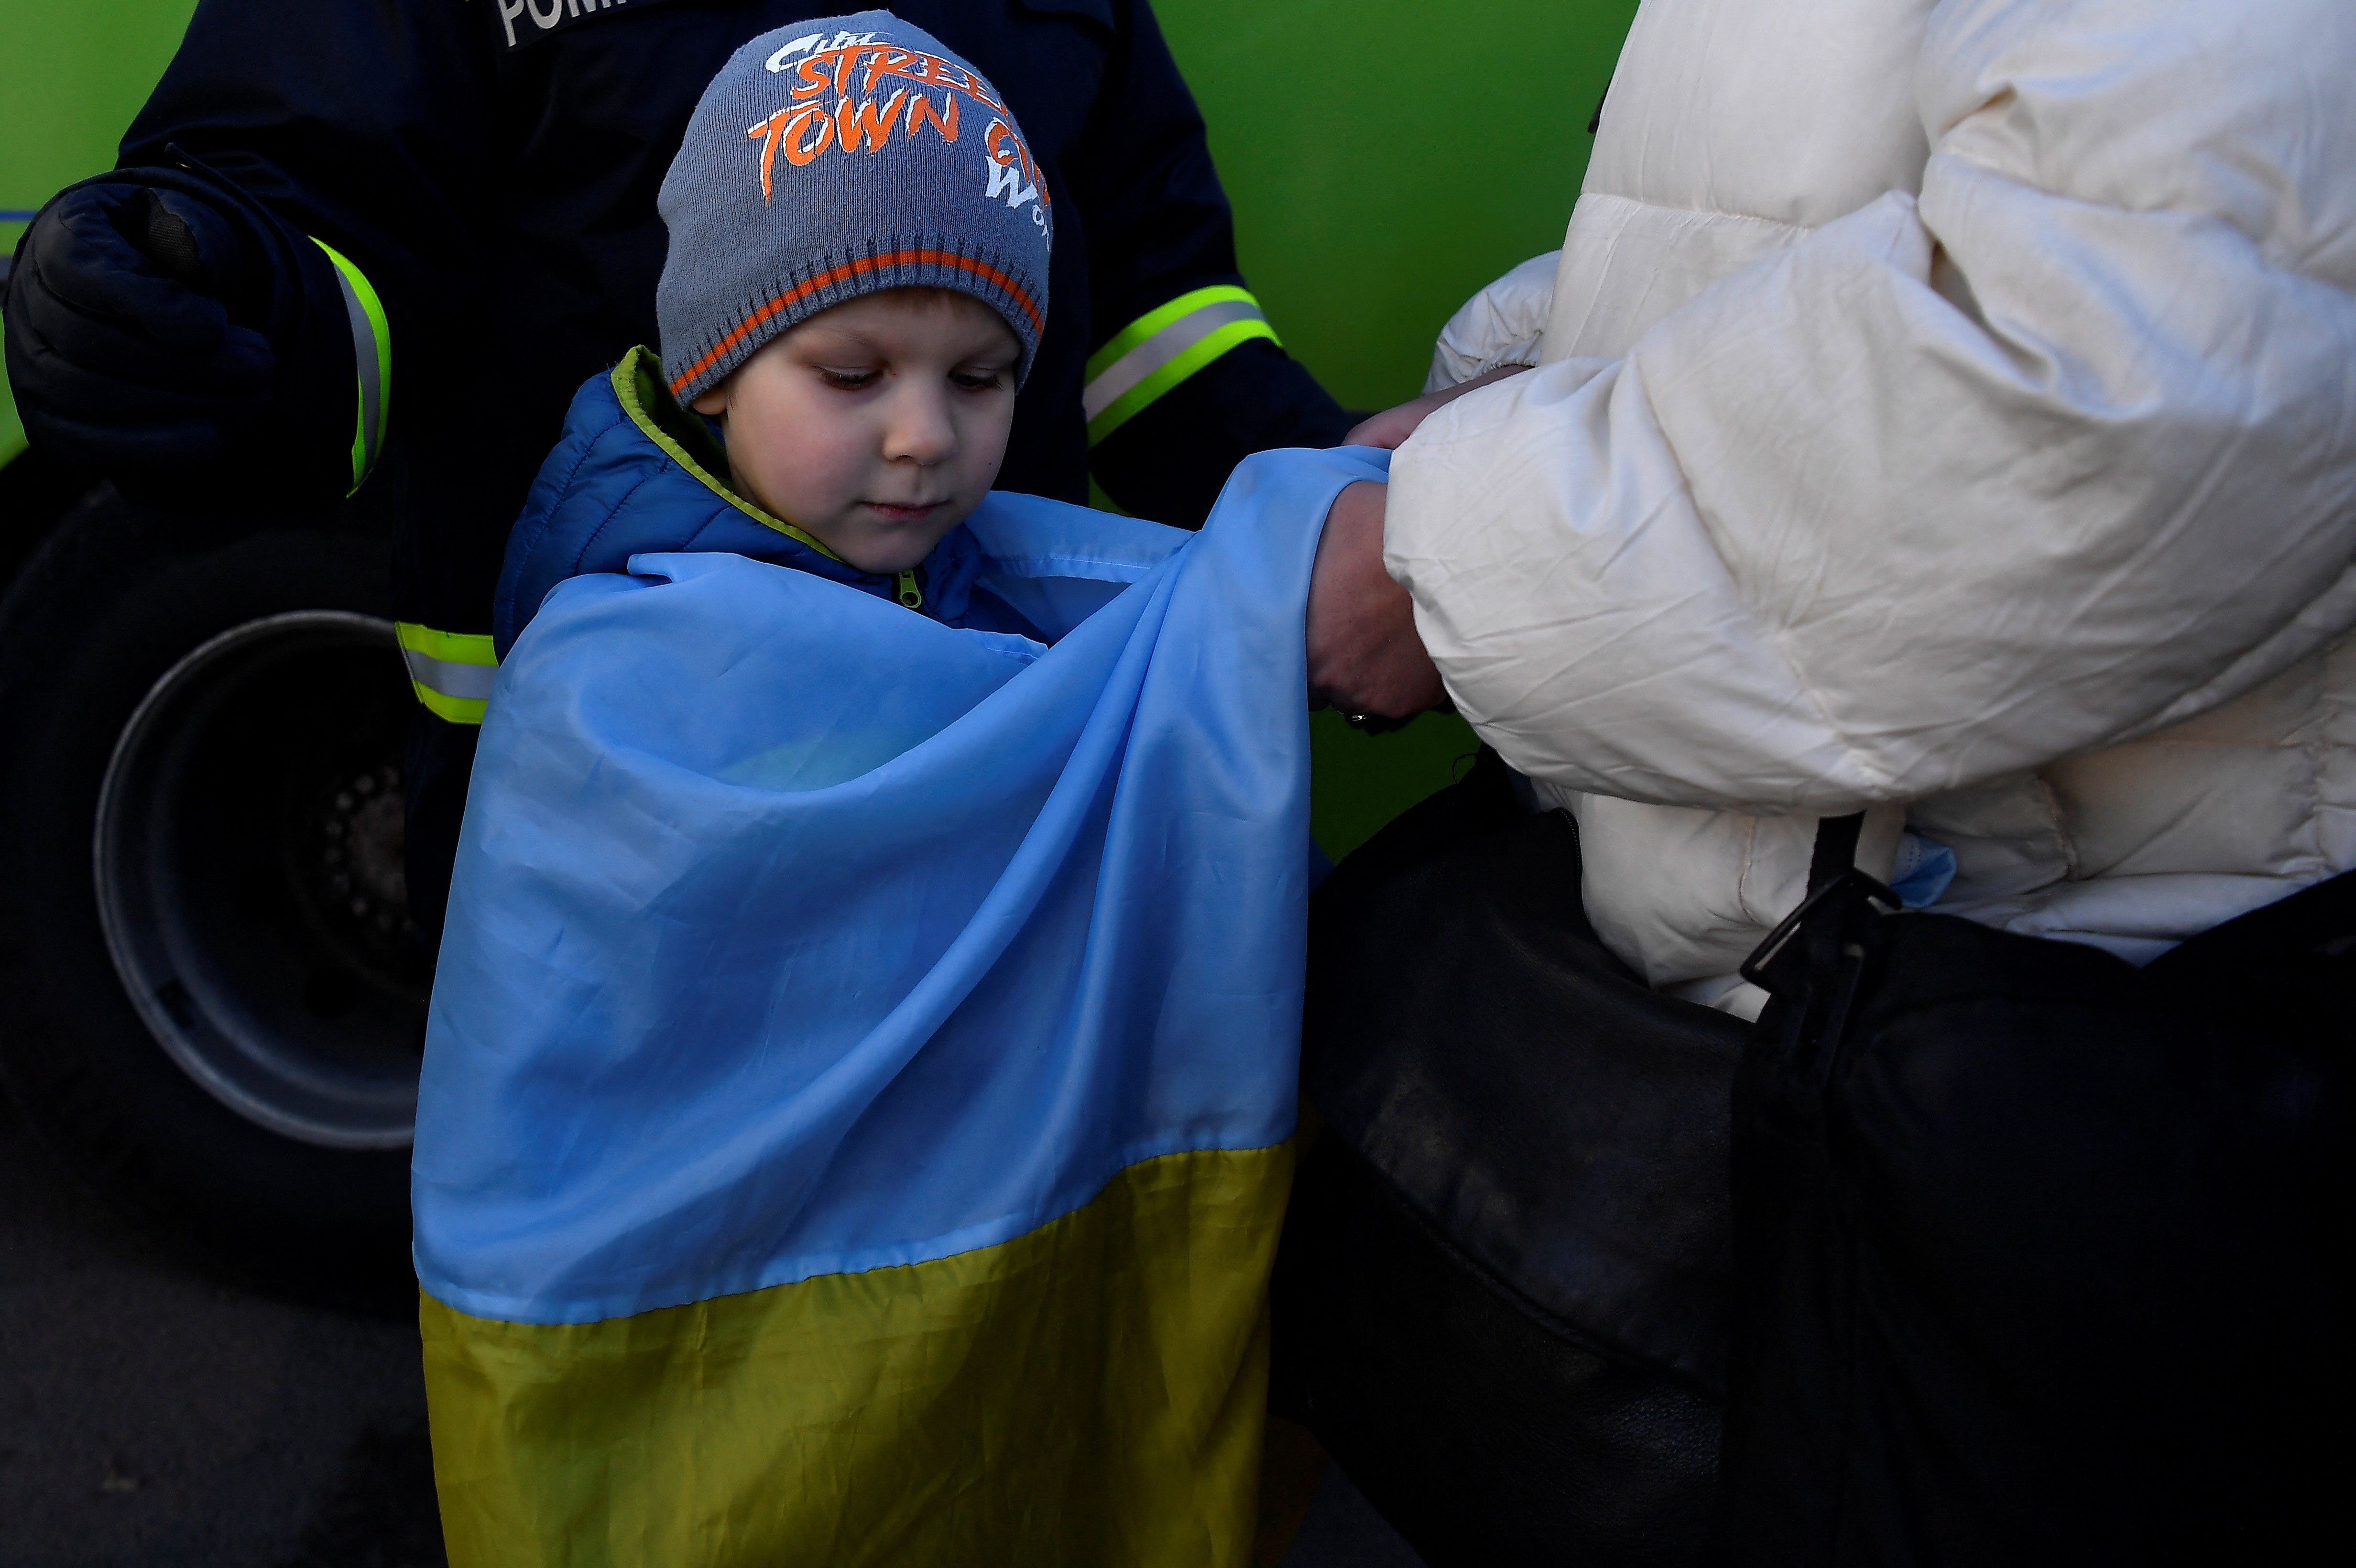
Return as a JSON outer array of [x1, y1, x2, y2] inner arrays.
[[493, 9, 1059, 650], [422, 18, 1382, 1564]]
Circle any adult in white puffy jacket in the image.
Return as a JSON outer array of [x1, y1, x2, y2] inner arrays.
[[1297, 0, 2349, 1555], [1310, 0, 2356, 1013]]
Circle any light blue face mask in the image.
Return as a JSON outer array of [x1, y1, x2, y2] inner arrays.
[[1889, 831, 1959, 910]]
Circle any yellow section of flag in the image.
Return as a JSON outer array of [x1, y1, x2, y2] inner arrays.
[[421, 1142, 1295, 1567]]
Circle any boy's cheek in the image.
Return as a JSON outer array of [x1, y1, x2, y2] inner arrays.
[[735, 416, 868, 523], [968, 402, 1018, 480]]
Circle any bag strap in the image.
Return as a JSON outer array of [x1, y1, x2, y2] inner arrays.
[[1743, 813, 1898, 1073], [1804, 811, 1865, 896], [1747, 813, 1887, 989]]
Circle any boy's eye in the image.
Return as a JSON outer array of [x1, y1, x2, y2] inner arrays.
[[951, 369, 1008, 392], [818, 367, 881, 390]]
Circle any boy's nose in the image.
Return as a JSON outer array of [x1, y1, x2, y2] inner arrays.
[[882, 386, 959, 464]]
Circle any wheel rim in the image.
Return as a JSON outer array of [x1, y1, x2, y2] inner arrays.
[[93, 611, 429, 1150]]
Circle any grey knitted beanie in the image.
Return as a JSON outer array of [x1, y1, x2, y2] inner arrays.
[[657, 11, 1053, 405]]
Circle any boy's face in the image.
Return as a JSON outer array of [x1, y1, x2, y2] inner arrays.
[[692, 288, 1021, 575]]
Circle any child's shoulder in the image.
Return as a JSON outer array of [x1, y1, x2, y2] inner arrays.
[[496, 349, 814, 653]]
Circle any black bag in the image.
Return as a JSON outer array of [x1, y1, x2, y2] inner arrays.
[[1721, 825, 2351, 1565], [1278, 750, 2350, 1567], [1275, 749, 1737, 1567]]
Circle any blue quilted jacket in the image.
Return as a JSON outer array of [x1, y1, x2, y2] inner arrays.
[[495, 346, 1042, 658]]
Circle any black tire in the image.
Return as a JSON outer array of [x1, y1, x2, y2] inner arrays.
[[0, 486, 425, 1309]]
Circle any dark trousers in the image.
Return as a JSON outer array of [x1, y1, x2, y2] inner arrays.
[[402, 708, 479, 951]]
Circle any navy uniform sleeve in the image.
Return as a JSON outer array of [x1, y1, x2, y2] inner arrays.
[[1069, 0, 1354, 528], [112, 0, 503, 718], [117, 0, 496, 505]]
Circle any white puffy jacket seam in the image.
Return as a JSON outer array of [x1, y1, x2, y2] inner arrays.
[[1576, 187, 1815, 244], [1626, 362, 1910, 809]]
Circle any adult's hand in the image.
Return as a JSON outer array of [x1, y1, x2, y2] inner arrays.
[[3, 166, 360, 509], [3, 181, 274, 473], [1306, 480, 1446, 721], [1342, 363, 1529, 450]]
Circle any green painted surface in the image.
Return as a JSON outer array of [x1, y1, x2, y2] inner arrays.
[[0, 0, 198, 208], [0, 0, 1638, 854], [0, 0, 202, 469], [1159, 0, 1636, 856], [1159, 0, 1636, 411]]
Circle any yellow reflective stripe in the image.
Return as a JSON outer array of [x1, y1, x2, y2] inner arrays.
[[1084, 285, 1261, 382], [310, 238, 391, 496], [1085, 475, 1130, 516], [410, 686, 489, 726], [396, 621, 496, 726], [396, 622, 497, 666], [1083, 287, 1277, 446], [1087, 316, 1278, 446]]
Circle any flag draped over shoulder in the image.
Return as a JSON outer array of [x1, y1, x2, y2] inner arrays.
[[412, 446, 1387, 1567]]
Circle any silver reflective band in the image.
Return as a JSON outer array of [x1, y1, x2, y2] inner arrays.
[[401, 645, 498, 704], [1081, 296, 1268, 423], [327, 262, 384, 481]]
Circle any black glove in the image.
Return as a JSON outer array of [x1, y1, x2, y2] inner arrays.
[[3, 164, 358, 510]]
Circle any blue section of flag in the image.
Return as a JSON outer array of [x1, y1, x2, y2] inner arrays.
[[413, 447, 1385, 1325]]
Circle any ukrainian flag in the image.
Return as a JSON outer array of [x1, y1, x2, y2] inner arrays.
[[413, 447, 1387, 1565]]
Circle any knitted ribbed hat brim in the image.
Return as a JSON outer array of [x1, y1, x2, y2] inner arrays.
[[666, 238, 1046, 405]]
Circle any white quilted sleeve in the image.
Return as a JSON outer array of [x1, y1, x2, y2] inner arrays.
[[1423, 251, 1560, 393], [1385, 0, 2356, 815]]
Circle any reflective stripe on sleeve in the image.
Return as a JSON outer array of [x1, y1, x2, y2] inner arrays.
[[311, 238, 391, 496], [395, 622, 496, 725], [1081, 286, 1278, 446]]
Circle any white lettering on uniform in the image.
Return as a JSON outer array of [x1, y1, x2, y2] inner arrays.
[[502, 0, 625, 49]]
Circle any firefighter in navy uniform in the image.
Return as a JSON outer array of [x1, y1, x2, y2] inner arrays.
[[2, 0, 1349, 938]]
